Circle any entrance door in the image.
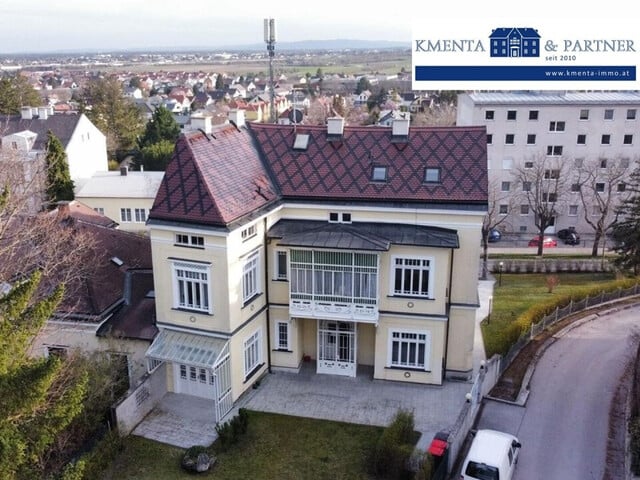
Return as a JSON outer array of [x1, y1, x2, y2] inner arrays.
[[174, 364, 216, 400], [317, 320, 356, 377]]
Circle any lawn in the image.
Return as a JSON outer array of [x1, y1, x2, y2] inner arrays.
[[481, 272, 617, 358], [102, 410, 384, 480]]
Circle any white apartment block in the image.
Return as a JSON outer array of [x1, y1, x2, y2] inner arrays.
[[457, 91, 640, 235]]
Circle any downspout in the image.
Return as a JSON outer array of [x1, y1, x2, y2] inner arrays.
[[263, 218, 272, 373], [442, 247, 455, 383]]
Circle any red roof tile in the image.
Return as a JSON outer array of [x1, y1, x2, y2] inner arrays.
[[150, 125, 279, 226], [249, 123, 488, 203], [149, 122, 487, 228]]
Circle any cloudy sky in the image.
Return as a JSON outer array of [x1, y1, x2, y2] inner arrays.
[[0, 1, 623, 55], [0, 1, 413, 54]]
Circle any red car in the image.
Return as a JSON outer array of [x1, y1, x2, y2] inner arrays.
[[528, 236, 558, 247]]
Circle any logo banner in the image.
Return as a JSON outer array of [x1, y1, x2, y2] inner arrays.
[[412, 20, 639, 90]]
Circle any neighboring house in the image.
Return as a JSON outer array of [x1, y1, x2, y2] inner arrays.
[[353, 90, 371, 106], [143, 111, 487, 422], [378, 109, 408, 126], [0, 106, 108, 182], [456, 91, 640, 234], [0, 129, 44, 213], [75, 168, 164, 233], [29, 200, 157, 387]]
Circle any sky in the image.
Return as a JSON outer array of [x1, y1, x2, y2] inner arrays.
[[0, 1, 627, 55], [0, 0, 412, 54]]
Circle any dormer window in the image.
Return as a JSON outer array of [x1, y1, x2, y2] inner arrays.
[[424, 167, 441, 183], [293, 134, 309, 150], [372, 166, 387, 182]]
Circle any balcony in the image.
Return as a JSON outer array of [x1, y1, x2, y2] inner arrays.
[[290, 295, 378, 323]]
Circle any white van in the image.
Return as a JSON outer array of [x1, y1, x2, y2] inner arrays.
[[460, 429, 522, 480]]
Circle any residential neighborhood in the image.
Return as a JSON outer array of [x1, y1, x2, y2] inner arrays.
[[2, 37, 640, 479]]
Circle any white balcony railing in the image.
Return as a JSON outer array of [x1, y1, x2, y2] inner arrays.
[[289, 297, 378, 323]]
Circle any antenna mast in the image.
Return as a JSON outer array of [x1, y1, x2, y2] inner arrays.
[[264, 18, 276, 123]]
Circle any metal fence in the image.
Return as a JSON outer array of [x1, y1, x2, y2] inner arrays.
[[500, 283, 640, 374]]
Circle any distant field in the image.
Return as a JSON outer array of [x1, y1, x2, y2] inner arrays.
[[98, 51, 411, 77]]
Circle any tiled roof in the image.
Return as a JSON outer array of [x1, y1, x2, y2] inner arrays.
[[149, 124, 279, 226], [149, 122, 487, 228], [1, 113, 82, 150], [249, 123, 487, 203]]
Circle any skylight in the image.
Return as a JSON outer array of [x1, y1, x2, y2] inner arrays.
[[293, 134, 310, 150]]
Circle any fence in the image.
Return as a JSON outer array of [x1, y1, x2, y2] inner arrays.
[[486, 257, 614, 275], [500, 283, 640, 375], [443, 355, 501, 475]]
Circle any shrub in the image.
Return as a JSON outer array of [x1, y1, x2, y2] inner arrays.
[[215, 409, 251, 451], [370, 409, 417, 479], [631, 416, 640, 474], [181, 445, 215, 473]]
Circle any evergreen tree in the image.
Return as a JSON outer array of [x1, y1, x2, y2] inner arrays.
[[45, 131, 74, 206], [215, 73, 224, 90], [0, 271, 89, 479], [355, 77, 371, 95], [0, 74, 42, 115], [611, 167, 640, 274], [137, 139, 176, 171], [138, 106, 180, 149]]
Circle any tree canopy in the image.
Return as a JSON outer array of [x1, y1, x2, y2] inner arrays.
[[0, 74, 42, 115], [79, 76, 144, 157], [133, 106, 180, 171], [45, 131, 74, 206]]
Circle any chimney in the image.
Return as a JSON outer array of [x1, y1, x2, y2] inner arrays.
[[120, 166, 128, 176], [391, 116, 410, 142], [21, 106, 33, 120], [190, 115, 212, 134], [327, 117, 344, 140], [38, 106, 49, 120], [229, 109, 245, 128]]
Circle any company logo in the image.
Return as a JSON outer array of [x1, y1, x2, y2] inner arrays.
[[489, 27, 540, 58]]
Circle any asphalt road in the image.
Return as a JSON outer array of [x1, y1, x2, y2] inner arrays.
[[476, 306, 640, 479]]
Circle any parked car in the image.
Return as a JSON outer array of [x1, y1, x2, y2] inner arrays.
[[557, 227, 580, 245], [488, 228, 502, 243], [528, 236, 558, 247], [461, 429, 522, 480]]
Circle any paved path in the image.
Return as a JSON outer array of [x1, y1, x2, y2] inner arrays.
[[476, 305, 640, 479]]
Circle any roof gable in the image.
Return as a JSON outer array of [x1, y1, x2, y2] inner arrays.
[[1, 113, 82, 150]]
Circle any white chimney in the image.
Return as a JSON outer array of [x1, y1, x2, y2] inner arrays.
[[327, 117, 344, 137], [229, 109, 245, 128], [21, 106, 33, 120], [392, 116, 410, 138], [38, 106, 49, 120], [190, 115, 212, 134]]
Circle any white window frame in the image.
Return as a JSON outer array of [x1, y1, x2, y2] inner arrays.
[[94, 207, 105, 215], [171, 260, 212, 313], [244, 329, 262, 378], [134, 208, 148, 223], [120, 208, 132, 222], [388, 329, 431, 371], [276, 321, 290, 350], [242, 251, 261, 303], [241, 224, 257, 241], [568, 205, 579, 216], [390, 256, 434, 299], [175, 234, 205, 248], [274, 250, 288, 280]]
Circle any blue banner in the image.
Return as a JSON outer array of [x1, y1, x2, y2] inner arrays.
[[415, 65, 636, 81]]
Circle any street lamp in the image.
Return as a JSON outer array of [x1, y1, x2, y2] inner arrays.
[[498, 261, 504, 287]]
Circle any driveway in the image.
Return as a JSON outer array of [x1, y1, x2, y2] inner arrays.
[[475, 305, 640, 479]]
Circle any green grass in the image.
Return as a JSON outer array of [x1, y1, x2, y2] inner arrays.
[[481, 272, 617, 357], [102, 410, 384, 480]]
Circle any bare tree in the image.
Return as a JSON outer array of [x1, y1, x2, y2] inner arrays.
[[512, 154, 570, 256], [480, 179, 515, 279], [575, 155, 634, 256], [411, 103, 456, 126]]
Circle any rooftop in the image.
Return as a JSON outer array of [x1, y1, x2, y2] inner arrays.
[[465, 91, 640, 105], [75, 170, 165, 199]]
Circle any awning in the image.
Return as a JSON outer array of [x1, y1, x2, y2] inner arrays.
[[145, 329, 229, 369], [268, 219, 459, 250]]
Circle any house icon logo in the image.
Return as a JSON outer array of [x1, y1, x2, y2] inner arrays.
[[489, 28, 541, 58]]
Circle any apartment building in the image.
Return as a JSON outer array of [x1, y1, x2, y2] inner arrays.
[[457, 91, 640, 235]]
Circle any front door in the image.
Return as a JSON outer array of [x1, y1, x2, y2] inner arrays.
[[317, 320, 356, 377], [174, 364, 216, 400]]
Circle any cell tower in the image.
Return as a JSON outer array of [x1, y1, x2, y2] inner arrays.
[[264, 18, 276, 123]]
